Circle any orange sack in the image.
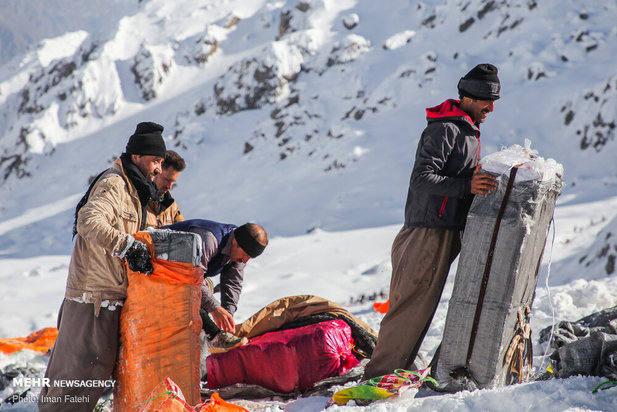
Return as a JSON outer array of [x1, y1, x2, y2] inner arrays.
[[0, 327, 58, 355], [113, 231, 204, 412]]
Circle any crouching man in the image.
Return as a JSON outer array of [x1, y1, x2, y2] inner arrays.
[[164, 219, 268, 352]]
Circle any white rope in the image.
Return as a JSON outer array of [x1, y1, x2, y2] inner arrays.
[[537, 216, 557, 376]]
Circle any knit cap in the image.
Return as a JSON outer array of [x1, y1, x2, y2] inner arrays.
[[126, 122, 167, 157], [457, 63, 500, 101]]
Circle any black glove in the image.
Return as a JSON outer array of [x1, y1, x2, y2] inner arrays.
[[124, 240, 153, 275]]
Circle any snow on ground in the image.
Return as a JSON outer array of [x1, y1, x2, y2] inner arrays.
[[1, 0, 617, 410], [2, 195, 617, 411]]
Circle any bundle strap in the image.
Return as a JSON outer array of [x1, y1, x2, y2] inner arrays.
[[504, 306, 533, 383]]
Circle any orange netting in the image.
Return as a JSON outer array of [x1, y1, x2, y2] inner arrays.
[[113, 232, 203, 412], [0, 327, 58, 354], [198, 392, 249, 412], [138, 377, 248, 412]]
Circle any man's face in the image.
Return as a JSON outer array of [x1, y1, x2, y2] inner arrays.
[[131, 155, 163, 181], [230, 239, 252, 265], [154, 167, 181, 195], [463, 98, 495, 124]]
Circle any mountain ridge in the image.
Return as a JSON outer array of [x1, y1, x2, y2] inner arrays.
[[0, 0, 616, 248]]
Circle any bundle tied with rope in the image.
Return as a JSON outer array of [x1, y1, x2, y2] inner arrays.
[[430, 142, 563, 393], [207, 318, 360, 394], [113, 229, 204, 411]]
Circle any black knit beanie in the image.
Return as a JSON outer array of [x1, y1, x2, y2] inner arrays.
[[458, 63, 500, 101], [125, 122, 167, 157]]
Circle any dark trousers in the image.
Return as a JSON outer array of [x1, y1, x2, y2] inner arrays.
[[200, 308, 221, 340], [200, 277, 222, 340], [39, 299, 121, 412], [363, 227, 461, 380]]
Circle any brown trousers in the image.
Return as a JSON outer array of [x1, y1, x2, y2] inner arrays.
[[39, 299, 121, 412], [363, 227, 461, 379]]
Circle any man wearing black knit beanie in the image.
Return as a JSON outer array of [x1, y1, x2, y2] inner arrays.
[[40, 122, 167, 411], [363, 64, 501, 380]]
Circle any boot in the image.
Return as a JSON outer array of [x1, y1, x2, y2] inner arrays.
[[207, 331, 248, 354]]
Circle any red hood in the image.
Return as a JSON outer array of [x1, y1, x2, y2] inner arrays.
[[426, 99, 475, 127]]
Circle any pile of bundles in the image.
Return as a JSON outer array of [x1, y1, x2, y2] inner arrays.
[[206, 295, 378, 396], [431, 142, 563, 392], [113, 228, 378, 408], [539, 305, 617, 382]]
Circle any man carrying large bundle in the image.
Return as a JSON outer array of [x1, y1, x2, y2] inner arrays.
[[39, 122, 167, 411], [363, 64, 501, 380]]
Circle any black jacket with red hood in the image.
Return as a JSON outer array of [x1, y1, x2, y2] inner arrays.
[[403, 99, 481, 230]]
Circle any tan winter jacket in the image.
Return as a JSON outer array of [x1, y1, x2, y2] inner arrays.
[[65, 158, 142, 313], [146, 197, 185, 228]]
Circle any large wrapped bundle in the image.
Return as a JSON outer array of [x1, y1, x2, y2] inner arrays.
[[113, 230, 203, 411], [432, 142, 563, 392], [234, 295, 377, 358], [207, 319, 360, 393]]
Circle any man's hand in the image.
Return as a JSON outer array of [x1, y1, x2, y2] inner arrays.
[[125, 240, 154, 275], [471, 165, 498, 195], [210, 307, 235, 332]]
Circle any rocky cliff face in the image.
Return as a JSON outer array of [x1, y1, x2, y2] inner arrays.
[[0, 0, 615, 239], [1, 0, 615, 180]]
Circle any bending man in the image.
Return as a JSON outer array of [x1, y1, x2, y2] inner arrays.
[[164, 219, 268, 352]]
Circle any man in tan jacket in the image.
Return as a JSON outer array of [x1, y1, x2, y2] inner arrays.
[[146, 150, 186, 228], [39, 122, 167, 412]]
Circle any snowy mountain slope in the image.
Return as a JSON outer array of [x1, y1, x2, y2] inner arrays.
[[0, 0, 139, 63], [1, 1, 617, 410], [2, 204, 617, 411], [1, 0, 616, 243]]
